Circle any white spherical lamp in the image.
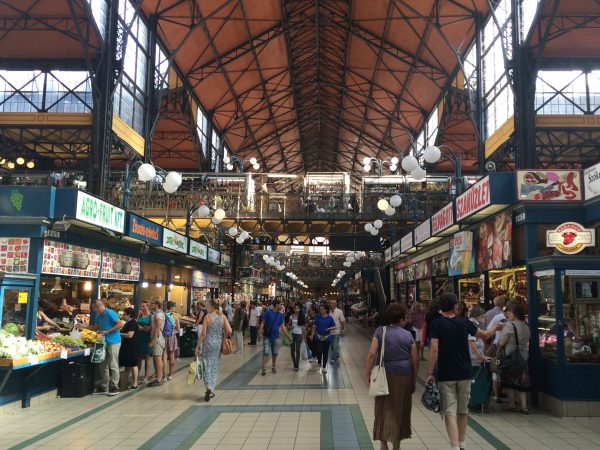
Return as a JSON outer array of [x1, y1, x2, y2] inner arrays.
[[198, 205, 211, 218], [164, 171, 182, 189], [240, 231, 250, 240], [236, 236, 244, 244], [213, 208, 226, 221], [211, 217, 221, 225], [423, 145, 441, 164], [411, 166, 426, 181], [401, 154, 418, 172], [385, 206, 396, 216], [228, 226, 238, 237], [223, 155, 231, 164], [163, 182, 177, 194], [390, 194, 402, 208], [364, 223, 373, 232], [363, 164, 371, 173], [377, 198, 389, 211], [226, 163, 234, 171], [390, 156, 399, 165], [252, 163, 260, 170], [362, 156, 371, 165], [389, 164, 397, 172], [370, 228, 379, 236], [373, 219, 383, 229], [250, 157, 257, 165], [138, 163, 156, 182], [263, 254, 269, 261]]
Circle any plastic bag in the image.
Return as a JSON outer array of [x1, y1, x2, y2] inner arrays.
[[301, 342, 308, 360], [70, 328, 82, 340], [187, 357, 203, 384], [281, 333, 291, 347], [90, 337, 106, 364]]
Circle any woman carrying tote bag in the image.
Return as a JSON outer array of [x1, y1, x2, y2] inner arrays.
[[365, 304, 419, 450]]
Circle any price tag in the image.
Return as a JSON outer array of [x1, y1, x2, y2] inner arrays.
[[60, 349, 68, 359], [84, 348, 91, 356], [179, 328, 184, 337], [28, 355, 39, 365]]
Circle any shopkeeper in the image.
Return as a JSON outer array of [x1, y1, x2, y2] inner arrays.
[[36, 301, 61, 332]]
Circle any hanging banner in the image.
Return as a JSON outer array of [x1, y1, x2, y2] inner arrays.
[[401, 232, 413, 253], [163, 228, 188, 254], [584, 162, 600, 201], [189, 239, 208, 259], [414, 219, 431, 245], [453, 231, 473, 252], [384, 247, 392, 262], [432, 202, 454, 235], [42, 240, 101, 278], [477, 209, 513, 271], [448, 234, 476, 276], [546, 222, 595, 255], [0, 237, 30, 274], [76, 191, 125, 233], [101, 252, 140, 281], [207, 247, 220, 265], [391, 241, 401, 257], [517, 170, 582, 201], [456, 176, 490, 221], [127, 214, 162, 245]]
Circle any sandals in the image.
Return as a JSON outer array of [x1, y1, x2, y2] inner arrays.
[[204, 390, 215, 402], [148, 379, 163, 387], [520, 408, 530, 415]]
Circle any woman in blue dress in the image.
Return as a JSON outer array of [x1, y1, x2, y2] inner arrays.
[[196, 299, 232, 401]]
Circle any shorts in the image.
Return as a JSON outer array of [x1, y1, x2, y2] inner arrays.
[[262, 337, 279, 357], [413, 327, 422, 342], [164, 334, 178, 353], [438, 379, 471, 416], [152, 335, 166, 356]]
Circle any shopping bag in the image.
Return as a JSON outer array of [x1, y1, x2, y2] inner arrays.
[[69, 328, 82, 340], [90, 337, 106, 364], [301, 342, 308, 360], [187, 357, 203, 384], [281, 333, 291, 347]]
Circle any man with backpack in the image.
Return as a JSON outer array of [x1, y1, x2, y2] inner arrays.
[[163, 301, 181, 380]]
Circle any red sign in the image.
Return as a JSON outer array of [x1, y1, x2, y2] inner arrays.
[[546, 222, 595, 255], [456, 176, 490, 221], [517, 170, 581, 201], [432, 202, 454, 234]]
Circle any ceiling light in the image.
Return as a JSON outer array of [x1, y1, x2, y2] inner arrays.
[[141, 281, 149, 288], [156, 281, 163, 288], [223, 155, 231, 164], [390, 156, 399, 165], [26, 161, 35, 169], [250, 157, 257, 165], [362, 156, 371, 165], [83, 281, 92, 291], [385, 206, 396, 216], [423, 145, 441, 164], [16, 157, 25, 165], [390, 194, 402, 208], [411, 166, 427, 181], [377, 198, 389, 211], [401, 154, 418, 172], [363, 164, 371, 172], [7, 161, 15, 169], [0, 158, 6, 165]]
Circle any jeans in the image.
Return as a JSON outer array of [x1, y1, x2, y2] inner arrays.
[[249, 326, 258, 345], [316, 339, 331, 368], [290, 333, 303, 368], [96, 343, 121, 391], [234, 330, 243, 353], [330, 334, 340, 362], [306, 337, 317, 359]]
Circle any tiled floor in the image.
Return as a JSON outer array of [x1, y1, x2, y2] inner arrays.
[[2, 319, 600, 449]]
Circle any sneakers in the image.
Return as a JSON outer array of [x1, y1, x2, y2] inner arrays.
[[107, 388, 120, 396], [294, 367, 299, 371], [271, 367, 277, 374], [261, 367, 267, 376], [92, 388, 107, 395], [322, 367, 327, 374]]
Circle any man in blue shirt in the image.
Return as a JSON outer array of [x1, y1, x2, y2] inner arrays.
[[258, 300, 289, 375], [84, 299, 123, 396]]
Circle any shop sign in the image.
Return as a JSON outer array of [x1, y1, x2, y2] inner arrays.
[[400, 232, 413, 253], [207, 247, 220, 265], [0, 186, 54, 217], [584, 162, 600, 201], [18, 292, 28, 304], [192, 270, 208, 288], [477, 209, 512, 271], [101, 251, 140, 281], [128, 214, 162, 245], [453, 231, 473, 252], [163, 228, 187, 254], [546, 222, 595, 255], [565, 270, 600, 276], [432, 202, 454, 234], [517, 170, 582, 201], [384, 247, 392, 262], [221, 254, 231, 267], [0, 237, 30, 274], [415, 259, 431, 279], [396, 268, 406, 283], [448, 234, 475, 276], [534, 269, 555, 278], [189, 239, 208, 259], [405, 264, 416, 281], [42, 240, 101, 278], [456, 176, 490, 221], [76, 191, 125, 233], [414, 219, 431, 245], [391, 240, 401, 257]]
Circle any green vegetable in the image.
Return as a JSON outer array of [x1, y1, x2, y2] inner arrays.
[[51, 335, 85, 349], [2, 323, 20, 337]]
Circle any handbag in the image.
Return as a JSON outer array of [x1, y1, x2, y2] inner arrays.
[[421, 383, 441, 413], [90, 336, 106, 364], [369, 326, 389, 397], [499, 323, 528, 372], [221, 335, 233, 355]]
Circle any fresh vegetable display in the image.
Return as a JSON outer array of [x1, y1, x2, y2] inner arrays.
[[39, 341, 66, 353], [2, 323, 20, 337], [81, 328, 99, 344], [0, 331, 44, 359], [51, 335, 85, 350]]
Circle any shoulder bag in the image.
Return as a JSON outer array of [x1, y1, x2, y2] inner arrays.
[[499, 323, 527, 372], [369, 326, 389, 397], [221, 316, 233, 355]]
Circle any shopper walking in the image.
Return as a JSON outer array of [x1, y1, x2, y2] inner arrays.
[[305, 305, 318, 365], [148, 301, 166, 387], [409, 303, 426, 360], [288, 302, 305, 371], [315, 304, 336, 374], [137, 301, 152, 384], [258, 299, 289, 375], [426, 293, 504, 450], [232, 301, 246, 354], [248, 302, 259, 345], [365, 304, 418, 450], [424, 298, 442, 350], [499, 301, 531, 414], [87, 299, 123, 396], [195, 299, 232, 401], [119, 307, 140, 390], [329, 299, 345, 364], [163, 301, 180, 381]]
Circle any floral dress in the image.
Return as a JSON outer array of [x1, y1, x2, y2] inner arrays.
[[202, 313, 224, 391]]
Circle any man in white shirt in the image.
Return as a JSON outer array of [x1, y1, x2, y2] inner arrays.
[[248, 302, 259, 345], [329, 299, 345, 364]]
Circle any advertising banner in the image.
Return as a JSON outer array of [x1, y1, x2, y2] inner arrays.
[[221, 254, 231, 267], [546, 222, 595, 255], [453, 231, 473, 252], [163, 228, 188, 254], [0, 237, 30, 274], [189, 239, 208, 259], [432, 252, 449, 277], [384, 247, 392, 262], [432, 202, 454, 234], [101, 252, 140, 281], [448, 234, 476, 276], [207, 247, 220, 265], [414, 219, 431, 245], [391, 240, 401, 257], [76, 191, 125, 233], [517, 170, 582, 201], [456, 176, 490, 221], [42, 240, 101, 278], [476, 209, 513, 271], [401, 232, 413, 253], [584, 162, 600, 201], [127, 214, 162, 245], [192, 270, 208, 288], [415, 259, 431, 280]]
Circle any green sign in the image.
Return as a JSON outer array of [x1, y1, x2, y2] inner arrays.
[[163, 228, 188, 254], [10, 189, 23, 211], [189, 239, 207, 259], [76, 191, 125, 233]]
